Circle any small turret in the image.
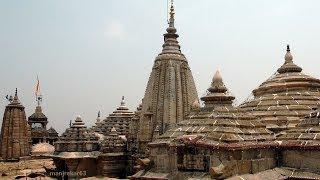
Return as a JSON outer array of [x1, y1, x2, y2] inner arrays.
[[201, 70, 235, 107], [277, 45, 302, 73]]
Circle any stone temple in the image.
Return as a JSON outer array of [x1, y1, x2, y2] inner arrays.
[[137, 3, 198, 157], [0, 89, 31, 161], [3, 1, 320, 180], [240, 45, 320, 133], [94, 96, 134, 136], [28, 104, 58, 145]]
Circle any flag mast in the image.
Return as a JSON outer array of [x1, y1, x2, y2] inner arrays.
[[35, 75, 42, 106]]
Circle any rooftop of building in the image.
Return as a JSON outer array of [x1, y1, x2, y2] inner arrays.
[[150, 70, 275, 149], [240, 45, 320, 132]]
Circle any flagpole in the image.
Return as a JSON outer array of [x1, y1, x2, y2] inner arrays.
[[35, 75, 42, 106]]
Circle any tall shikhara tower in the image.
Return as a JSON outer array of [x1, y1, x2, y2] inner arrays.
[[137, 2, 198, 155], [0, 89, 31, 161]]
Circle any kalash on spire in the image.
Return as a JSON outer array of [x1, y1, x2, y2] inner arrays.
[[137, 0, 199, 156]]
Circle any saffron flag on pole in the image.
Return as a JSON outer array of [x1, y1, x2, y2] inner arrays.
[[35, 76, 40, 96]]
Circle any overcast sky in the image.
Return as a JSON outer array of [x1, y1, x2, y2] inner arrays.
[[1, 0, 320, 134]]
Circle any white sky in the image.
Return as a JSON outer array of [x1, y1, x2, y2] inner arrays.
[[1, 0, 320, 133]]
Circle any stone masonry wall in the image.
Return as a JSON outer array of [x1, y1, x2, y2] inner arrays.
[[282, 150, 320, 173]]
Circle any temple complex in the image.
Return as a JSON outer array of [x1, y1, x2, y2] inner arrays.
[[133, 71, 277, 179], [3, 1, 320, 180], [137, 2, 199, 156], [0, 89, 31, 161], [240, 45, 320, 133]]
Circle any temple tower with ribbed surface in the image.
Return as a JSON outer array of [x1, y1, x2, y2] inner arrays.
[[0, 89, 31, 161], [137, 2, 198, 155]]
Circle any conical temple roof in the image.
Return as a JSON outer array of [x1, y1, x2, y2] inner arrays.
[[47, 127, 58, 136], [277, 45, 302, 74], [278, 106, 320, 149], [138, 2, 198, 150], [28, 106, 47, 121], [71, 115, 86, 128], [158, 2, 182, 57], [59, 116, 93, 140], [93, 97, 134, 135], [55, 116, 99, 152], [240, 45, 320, 133], [109, 96, 134, 117], [201, 70, 235, 107], [150, 71, 275, 149], [251, 45, 320, 97], [0, 89, 31, 160], [7, 88, 24, 108]]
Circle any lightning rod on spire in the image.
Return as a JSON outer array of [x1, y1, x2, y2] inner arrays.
[[167, 0, 175, 27]]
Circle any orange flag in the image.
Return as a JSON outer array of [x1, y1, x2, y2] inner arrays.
[[35, 76, 40, 96]]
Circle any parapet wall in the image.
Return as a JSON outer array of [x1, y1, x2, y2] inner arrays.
[[149, 145, 277, 179]]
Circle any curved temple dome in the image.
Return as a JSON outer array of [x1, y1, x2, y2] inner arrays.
[[278, 106, 320, 148], [240, 45, 320, 133]]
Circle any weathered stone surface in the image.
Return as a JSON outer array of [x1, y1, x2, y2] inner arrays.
[[0, 90, 31, 161], [240, 45, 320, 133], [94, 97, 134, 136], [137, 3, 198, 156], [97, 128, 128, 178], [28, 105, 58, 145], [0, 158, 55, 179], [237, 160, 251, 174], [282, 150, 320, 172], [54, 116, 99, 152]]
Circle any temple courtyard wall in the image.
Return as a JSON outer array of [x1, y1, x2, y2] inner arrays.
[[282, 150, 320, 173], [149, 145, 277, 179]]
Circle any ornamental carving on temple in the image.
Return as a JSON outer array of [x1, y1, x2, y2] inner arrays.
[[137, 2, 198, 157], [0, 89, 31, 161]]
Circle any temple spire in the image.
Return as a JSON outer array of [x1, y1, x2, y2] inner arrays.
[[285, 44, 293, 63], [98, 110, 101, 118], [121, 96, 125, 106], [12, 88, 19, 104], [96, 110, 101, 124], [168, 0, 175, 27], [161, 0, 181, 55], [277, 44, 302, 73], [201, 70, 235, 107]]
